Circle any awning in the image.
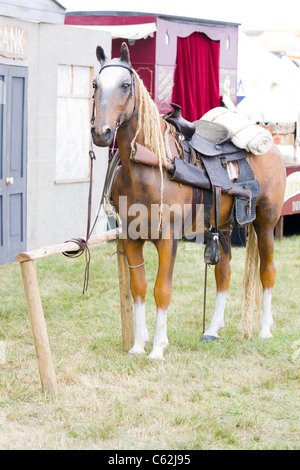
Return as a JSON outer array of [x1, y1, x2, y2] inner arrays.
[[70, 22, 157, 40]]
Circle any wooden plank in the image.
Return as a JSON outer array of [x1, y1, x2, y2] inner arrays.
[[15, 228, 120, 262], [116, 238, 134, 352], [20, 259, 57, 395]]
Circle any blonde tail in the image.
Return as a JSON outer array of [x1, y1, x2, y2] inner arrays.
[[241, 224, 262, 338]]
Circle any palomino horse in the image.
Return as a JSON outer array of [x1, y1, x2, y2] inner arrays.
[[91, 43, 286, 359]]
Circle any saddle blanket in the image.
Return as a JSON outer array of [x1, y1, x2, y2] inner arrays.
[[201, 107, 273, 155]]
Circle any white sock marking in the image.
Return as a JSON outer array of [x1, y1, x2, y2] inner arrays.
[[148, 308, 169, 360], [259, 288, 273, 338], [129, 297, 149, 355], [203, 291, 227, 338]]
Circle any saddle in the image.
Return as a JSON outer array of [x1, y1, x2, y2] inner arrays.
[[164, 104, 260, 264], [113, 102, 259, 265]]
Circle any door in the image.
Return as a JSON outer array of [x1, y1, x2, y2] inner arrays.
[[0, 65, 27, 264], [171, 32, 220, 122]]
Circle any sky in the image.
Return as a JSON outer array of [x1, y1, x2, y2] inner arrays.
[[59, 0, 300, 31]]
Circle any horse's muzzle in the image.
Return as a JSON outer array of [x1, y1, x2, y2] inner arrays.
[[91, 125, 113, 147]]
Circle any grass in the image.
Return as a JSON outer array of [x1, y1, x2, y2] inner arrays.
[[0, 235, 299, 450]]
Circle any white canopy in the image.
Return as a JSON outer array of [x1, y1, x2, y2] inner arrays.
[[237, 31, 300, 123], [70, 22, 157, 40]]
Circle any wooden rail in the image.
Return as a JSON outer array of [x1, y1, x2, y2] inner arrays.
[[16, 228, 134, 395], [16, 228, 121, 262]]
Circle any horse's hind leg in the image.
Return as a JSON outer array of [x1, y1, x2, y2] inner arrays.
[[253, 221, 277, 338], [248, 147, 286, 338], [148, 238, 178, 359], [122, 238, 149, 354]]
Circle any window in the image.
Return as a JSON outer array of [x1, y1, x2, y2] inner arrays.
[[55, 65, 92, 182]]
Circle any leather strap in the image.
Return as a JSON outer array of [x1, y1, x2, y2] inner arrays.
[[92, 61, 136, 129], [213, 185, 222, 231], [63, 145, 96, 293], [100, 62, 134, 73]]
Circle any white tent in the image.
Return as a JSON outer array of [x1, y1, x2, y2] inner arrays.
[[237, 31, 300, 123]]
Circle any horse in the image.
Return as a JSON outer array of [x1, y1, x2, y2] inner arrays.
[[91, 42, 286, 359]]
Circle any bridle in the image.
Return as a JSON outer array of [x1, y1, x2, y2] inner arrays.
[[90, 61, 137, 138]]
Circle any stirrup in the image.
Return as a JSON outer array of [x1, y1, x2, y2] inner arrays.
[[204, 229, 220, 265]]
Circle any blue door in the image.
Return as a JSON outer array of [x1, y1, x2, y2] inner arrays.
[[0, 65, 27, 264]]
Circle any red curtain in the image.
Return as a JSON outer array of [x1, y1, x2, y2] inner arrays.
[[171, 32, 220, 122]]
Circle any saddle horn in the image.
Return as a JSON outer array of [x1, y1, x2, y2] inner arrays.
[[165, 103, 196, 141]]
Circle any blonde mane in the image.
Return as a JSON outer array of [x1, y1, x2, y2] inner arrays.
[[131, 71, 167, 165], [130, 72, 167, 222]]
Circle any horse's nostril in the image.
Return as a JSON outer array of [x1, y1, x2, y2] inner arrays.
[[91, 125, 114, 146], [102, 126, 112, 140], [104, 129, 112, 140]]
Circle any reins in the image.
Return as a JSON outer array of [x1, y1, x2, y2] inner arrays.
[[62, 136, 98, 293], [63, 61, 136, 293]]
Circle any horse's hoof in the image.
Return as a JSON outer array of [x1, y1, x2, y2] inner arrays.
[[147, 352, 165, 361], [259, 330, 273, 339], [147, 345, 167, 360], [201, 335, 219, 342], [128, 343, 146, 355]]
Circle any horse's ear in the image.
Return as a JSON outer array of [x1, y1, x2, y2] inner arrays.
[[120, 42, 131, 67], [96, 45, 107, 66]]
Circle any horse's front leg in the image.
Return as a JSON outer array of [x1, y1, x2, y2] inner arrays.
[[122, 238, 149, 354], [202, 231, 231, 341], [148, 238, 178, 359]]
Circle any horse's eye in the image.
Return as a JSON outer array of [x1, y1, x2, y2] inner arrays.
[[92, 80, 97, 89], [122, 80, 131, 91]]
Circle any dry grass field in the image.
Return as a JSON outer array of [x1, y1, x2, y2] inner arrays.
[[0, 235, 299, 450]]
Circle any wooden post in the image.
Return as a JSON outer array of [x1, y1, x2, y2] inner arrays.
[[116, 238, 134, 352], [16, 228, 123, 394], [20, 260, 57, 396]]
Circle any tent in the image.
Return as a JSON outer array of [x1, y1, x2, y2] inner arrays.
[[237, 31, 300, 123]]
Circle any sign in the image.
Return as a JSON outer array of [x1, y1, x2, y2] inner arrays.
[[220, 68, 237, 104], [282, 167, 300, 216], [0, 24, 28, 59], [261, 122, 296, 146]]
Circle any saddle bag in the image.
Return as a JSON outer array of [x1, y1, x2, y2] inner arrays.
[[230, 159, 260, 228]]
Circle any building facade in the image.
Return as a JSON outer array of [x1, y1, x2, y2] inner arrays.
[[0, 1, 111, 264], [65, 12, 240, 117]]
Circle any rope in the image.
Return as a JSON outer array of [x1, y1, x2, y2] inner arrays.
[[104, 250, 145, 269]]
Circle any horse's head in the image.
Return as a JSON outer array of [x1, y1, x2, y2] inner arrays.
[[91, 43, 135, 147]]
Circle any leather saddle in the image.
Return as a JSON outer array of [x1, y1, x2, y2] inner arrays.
[[164, 103, 240, 157], [164, 103, 259, 265], [164, 103, 245, 193]]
